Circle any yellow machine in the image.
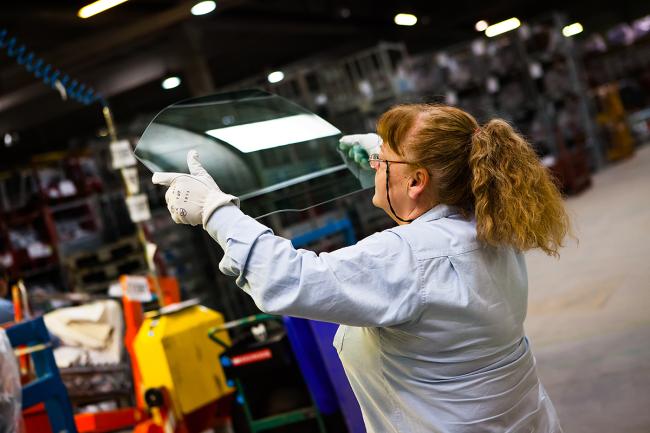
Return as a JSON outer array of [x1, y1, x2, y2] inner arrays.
[[133, 300, 233, 426]]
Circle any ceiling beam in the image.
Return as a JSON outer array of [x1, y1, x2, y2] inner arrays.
[[200, 16, 366, 35]]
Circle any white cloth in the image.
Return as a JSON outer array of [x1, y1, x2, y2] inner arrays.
[[206, 203, 563, 432], [44, 300, 124, 367]]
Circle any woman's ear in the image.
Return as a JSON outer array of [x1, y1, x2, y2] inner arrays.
[[407, 168, 430, 199]]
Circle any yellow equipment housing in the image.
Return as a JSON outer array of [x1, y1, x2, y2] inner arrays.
[[133, 303, 233, 418]]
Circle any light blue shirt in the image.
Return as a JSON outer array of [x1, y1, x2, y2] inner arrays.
[[207, 204, 562, 433]]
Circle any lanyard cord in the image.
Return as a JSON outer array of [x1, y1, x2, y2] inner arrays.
[[385, 161, 415, 223]]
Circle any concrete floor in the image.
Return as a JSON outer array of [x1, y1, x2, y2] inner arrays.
[[525, 144, 650, 433]]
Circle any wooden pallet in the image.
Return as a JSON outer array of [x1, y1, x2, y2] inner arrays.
[[64, 236, 141, 270], [70, 253, 146, 289]]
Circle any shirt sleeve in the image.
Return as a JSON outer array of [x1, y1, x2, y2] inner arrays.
[[206, 205, 423, 327]]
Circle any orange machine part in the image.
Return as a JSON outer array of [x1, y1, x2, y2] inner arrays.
[[120, 275, 181, 410], [149, 276, 181, 305], [23, 405, 143, 433], [11, 284, 31, 375]]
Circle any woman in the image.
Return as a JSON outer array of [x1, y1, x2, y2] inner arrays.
[[152, 104, 569, 432]]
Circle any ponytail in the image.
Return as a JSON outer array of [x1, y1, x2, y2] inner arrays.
[[470, 119, 570, 257], [377, 104, 571, 257]]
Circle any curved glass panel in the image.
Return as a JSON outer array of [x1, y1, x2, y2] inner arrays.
[[135, 89, 367, 218]]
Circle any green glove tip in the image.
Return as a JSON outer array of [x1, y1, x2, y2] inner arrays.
[[353, 147, 368, 164]]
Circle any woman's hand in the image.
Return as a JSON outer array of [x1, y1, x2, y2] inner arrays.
[[339, 133, 382, 170], [152, 150, 239, 227]]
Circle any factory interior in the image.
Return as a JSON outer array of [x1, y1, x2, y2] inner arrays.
[[1, 1, 649, 432]]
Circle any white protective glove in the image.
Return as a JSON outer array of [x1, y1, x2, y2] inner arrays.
[[151, 150, 239, 227], [338, 133, 382, 170]]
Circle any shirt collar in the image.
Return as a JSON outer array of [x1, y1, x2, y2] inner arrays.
[[411, 204, 459, 224]]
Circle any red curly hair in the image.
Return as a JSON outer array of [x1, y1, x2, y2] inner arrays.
[[377, 104, 571, 257]]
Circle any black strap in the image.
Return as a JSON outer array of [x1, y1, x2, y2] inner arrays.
[[386, 161, 414, 223]]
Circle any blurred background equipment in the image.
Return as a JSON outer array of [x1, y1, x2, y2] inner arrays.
[[210, 315, 328, 433], [133, 299, 233, 433]]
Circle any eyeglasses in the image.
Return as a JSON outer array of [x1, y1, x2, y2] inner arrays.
[[367, 153, 415, 223], [368, 153, 412, 170]]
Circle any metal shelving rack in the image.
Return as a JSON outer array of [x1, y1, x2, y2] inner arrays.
[[222, 42, 408, 130]]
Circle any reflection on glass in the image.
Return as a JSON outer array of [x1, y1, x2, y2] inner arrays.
[[134, 89, 367, 218], [206, 113, 340, 153]]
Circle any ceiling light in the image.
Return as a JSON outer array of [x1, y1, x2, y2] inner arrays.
[[191, 0, 216, 16], [475, 20, 489, 32], [4, 133, 13, 147], [485, 17, 521, 37], [205, 114, 340, 153], [315, 94, 328, 106], [562, 22, 584, 37], [161, 76, 181, 90], [394, 13, 417, 26], [78, 0, 129, 19], [267, 71, 284, 84]]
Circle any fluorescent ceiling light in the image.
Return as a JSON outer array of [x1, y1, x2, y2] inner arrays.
[[205, 114, 340, 153], [485, 17, 521, 37], [475, 20, 489, 32], [161, 76, 181, 90], [191, 0, 216, 16], [78, 0, 129, 18], [267, 71, 285, 83], [394, 13, 417, 26], [562, 22, 584, 37]]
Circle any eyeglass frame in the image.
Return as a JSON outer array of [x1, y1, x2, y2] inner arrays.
[[367, 153, 417, 223], [368, 153, 413, 170]]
